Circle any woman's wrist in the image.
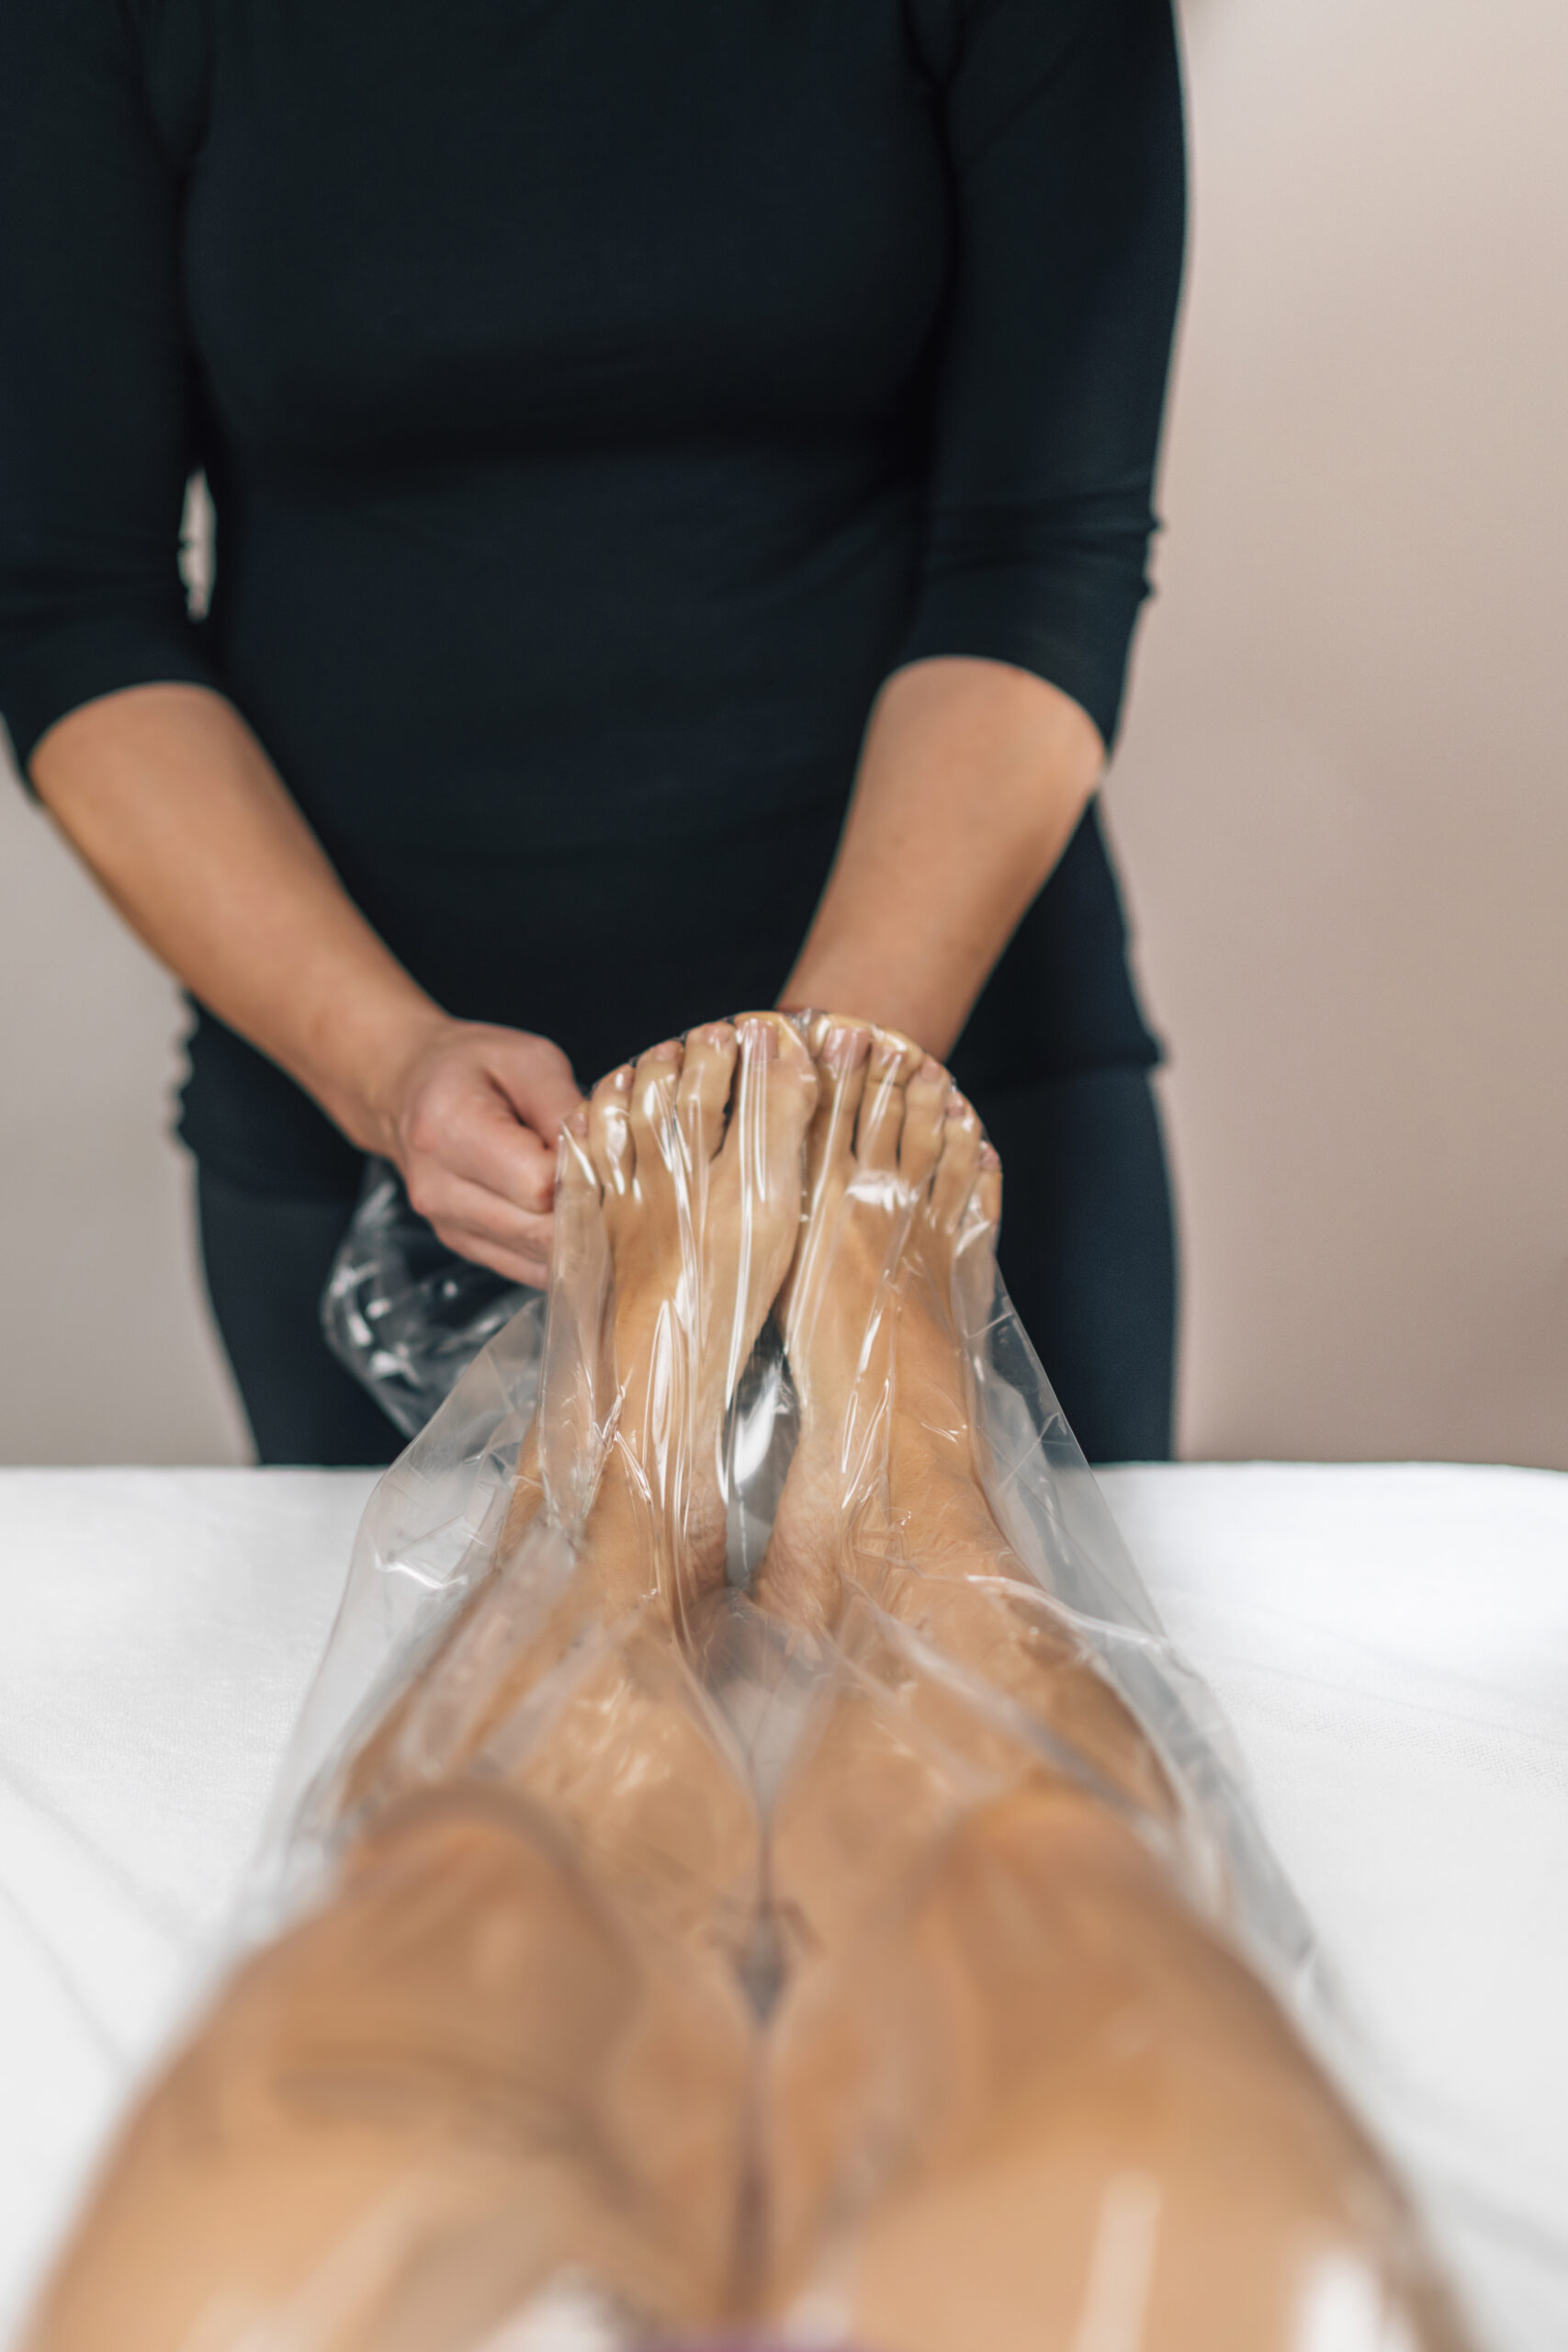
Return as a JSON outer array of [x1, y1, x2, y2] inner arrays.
[[777, 961, 948, 1058], [301, 985, 456, 1163], [781, 658, 1103, 1062], [29, 684, 468, 1165]]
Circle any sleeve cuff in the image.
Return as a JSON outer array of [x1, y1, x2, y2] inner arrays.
[[1, 607, 223, 778], [894, 499, 1156, 753]]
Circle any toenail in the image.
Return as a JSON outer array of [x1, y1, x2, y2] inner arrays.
[[918, 1057, 943, 1085], [566, 1107, 589, 1136]]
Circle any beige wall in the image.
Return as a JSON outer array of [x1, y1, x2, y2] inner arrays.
[[1110, 0, 1568, 1465], [2, 0, 1564, 1467]]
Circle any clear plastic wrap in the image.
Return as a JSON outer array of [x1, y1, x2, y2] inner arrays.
[[321, 1158, 534, 1442], [22, 1013, 1477, 2352]]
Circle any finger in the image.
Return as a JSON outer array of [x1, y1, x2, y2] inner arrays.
[[423, 1202, 555, 1284], [439, 1231, 554, 1287], [434, 1080, 565, 1216], [480, 1031, 583, 1147], [423, 1213, 553, 1287], [407, 1162, 556, 1272], [434, 1226, 553, 1285]]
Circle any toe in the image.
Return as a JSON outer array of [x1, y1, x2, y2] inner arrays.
[[975, 1141, 1003, 1234], [950, 1139, 1003, 1329], [733, 1009, 817, 1091], [899, 1056, 949, 1193], [807, 1019, 873, 1190], [730, 1012, 818, 1189], [929, 1091, 985, 1233], [628, 1038, 682, 1182], [558, 1104, 599, 1202], [550, 1106, 604, 1286], [731, 1008, 811, 1063], [587, 1064, 635, 1197], [854, 1026, 923, 1175], [677, 1022, 739, 1168]]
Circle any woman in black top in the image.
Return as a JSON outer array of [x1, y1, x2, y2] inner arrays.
[[0, 0, 1185, 1467]]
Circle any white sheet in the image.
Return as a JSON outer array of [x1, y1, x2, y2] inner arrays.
[[0, 1463, 1562, 2346]]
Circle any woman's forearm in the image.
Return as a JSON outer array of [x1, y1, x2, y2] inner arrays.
[[29, 684, 581, 1283], [30, 684, 444, 1152], [780, 656, 1104, 1059]]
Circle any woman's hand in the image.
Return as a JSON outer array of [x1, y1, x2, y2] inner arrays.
[[30, 686, 582, 1284], [369, 1017, 583, 1287]]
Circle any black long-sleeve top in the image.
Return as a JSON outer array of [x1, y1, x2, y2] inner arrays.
[[0, 0, 1184, 1193]]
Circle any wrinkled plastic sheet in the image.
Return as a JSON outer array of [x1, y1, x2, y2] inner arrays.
[[21, 1014, 1503, 2350], [322, 1159, 529, 1442]]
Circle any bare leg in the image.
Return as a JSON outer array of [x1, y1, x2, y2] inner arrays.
[[28, 1793, 753, 2352], [761, 1017, 1175, 1827], [24, 1017, 818, 2352], [756, 1022, 1470, 2350], [773, 1778, 1469, 2351], [329, 1015, 817, 1835]]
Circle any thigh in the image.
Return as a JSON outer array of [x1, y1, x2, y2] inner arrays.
[[25, 1792, 753, 2352], [197, 1169, 402, 1467], [970, 1066, 1178, 1464], [768, 1780, 1462, 2352]]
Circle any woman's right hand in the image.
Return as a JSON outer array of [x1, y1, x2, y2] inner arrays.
[[30, 687, 584, 1288], [367, 1016, 585, 1288]]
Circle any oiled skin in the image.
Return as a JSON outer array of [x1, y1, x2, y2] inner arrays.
[[22, 1017, 1470, 2352], [24, 1018, 814, 2352]]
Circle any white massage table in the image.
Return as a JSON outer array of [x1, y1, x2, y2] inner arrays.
[[0, 1463, 1563, 2347]]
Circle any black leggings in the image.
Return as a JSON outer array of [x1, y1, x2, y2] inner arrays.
[[197, 1065, 1177, 1471]]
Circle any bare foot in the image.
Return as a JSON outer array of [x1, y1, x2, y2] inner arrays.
[[561, 1014, 818, 1600], [748, 1033, 1450, 2340], [758, 1017, 1175, 1853], [757, 1018, 954, 1624], [328, 1014, 816, 1825]]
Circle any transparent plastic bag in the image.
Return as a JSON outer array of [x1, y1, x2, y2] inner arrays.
[[321, 1158, 535, 1441], [23, 1013, 1479, 2352]]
